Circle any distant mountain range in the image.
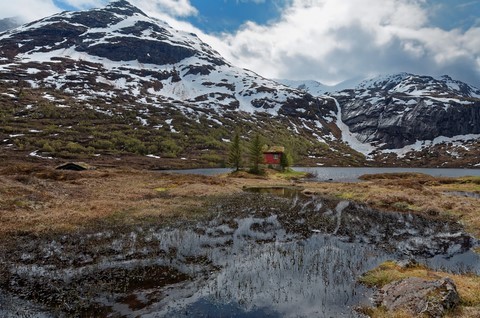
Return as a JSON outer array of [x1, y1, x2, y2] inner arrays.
[[0, 0, 479, 168], [0, 17, 21, 32]]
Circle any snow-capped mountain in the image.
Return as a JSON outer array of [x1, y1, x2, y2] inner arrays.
[[333, 73, 480, 149], [280, 74, 480, 164], [275, 79, 329, 96], [0, 0, 333, 117], [0, 0, 358, 167], [276, 76, 368, 97], [0, 0, 479, 167]]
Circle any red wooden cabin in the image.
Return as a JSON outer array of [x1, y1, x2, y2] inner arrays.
[[263, 146, 285, 165]]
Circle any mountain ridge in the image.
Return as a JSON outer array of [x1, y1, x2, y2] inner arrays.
[[0, 0, 356, 168], [0, 0, 479, 168]]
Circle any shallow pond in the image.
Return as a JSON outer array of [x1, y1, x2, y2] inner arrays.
[[0, 192, 478, 317]]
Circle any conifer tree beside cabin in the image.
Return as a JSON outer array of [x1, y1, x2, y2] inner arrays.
[[280, 150, 293, 171], [228, 131, 242, 171], [249, 134, 264, 175]]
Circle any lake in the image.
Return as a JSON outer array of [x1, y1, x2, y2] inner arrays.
[[162, 167, 480, 182], [294, 167, 480, 182]]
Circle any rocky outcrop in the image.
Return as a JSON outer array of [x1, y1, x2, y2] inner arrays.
[[374, 277, 460, 317]]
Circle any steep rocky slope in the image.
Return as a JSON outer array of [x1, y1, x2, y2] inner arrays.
[[282, 74, 480, 167], [335, 73, 480, 149]]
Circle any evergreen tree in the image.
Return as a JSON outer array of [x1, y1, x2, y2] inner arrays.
[[280, 150, 293, 171], [249, 133, 264, 174], [228, 131, 242, 171]]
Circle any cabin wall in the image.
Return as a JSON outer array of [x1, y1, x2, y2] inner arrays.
[[264, 153, 282, 165]]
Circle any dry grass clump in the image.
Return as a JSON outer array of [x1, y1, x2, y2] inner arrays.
[[359, 172, 434, 181], [360, 261, 434, 287], [0, 165, 241, 237], [0, 162, 103, 182], [227, 170, 268, 179], [359, 261, 480, 318]]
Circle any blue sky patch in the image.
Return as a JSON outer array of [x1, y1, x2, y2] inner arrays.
[[185, 0, 288, 33]]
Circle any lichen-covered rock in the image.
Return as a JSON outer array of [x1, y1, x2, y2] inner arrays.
[[374, 277, 460, 317]]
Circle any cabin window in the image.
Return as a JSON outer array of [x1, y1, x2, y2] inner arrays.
[[274, 154, 279, 160]]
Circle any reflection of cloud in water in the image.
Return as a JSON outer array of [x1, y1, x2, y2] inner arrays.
[[2, 194, 478, 317], [150, 196, 478, 317], [151, 222, 384, 318]]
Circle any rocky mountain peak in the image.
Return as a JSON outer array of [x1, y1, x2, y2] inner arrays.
[[104, 0, 147, 17], [0, 1, 336, 124], [352, 73, 480, 99]]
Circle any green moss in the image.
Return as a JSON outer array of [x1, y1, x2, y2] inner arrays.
[[392, 201, 413, 211], [276, 170, 307, 179]]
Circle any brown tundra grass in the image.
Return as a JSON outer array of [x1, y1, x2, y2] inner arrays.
[[0, 163, 242, 236]]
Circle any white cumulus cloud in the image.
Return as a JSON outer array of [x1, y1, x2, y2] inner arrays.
[[130, 0, 197, 17], [62, 0, 105, 9], [1, 0, 478, 86], [0, 0, 60, 22], [211, 0, 480, 86], [0, 0, 198, 20]]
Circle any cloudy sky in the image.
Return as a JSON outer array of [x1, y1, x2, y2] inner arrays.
[[1, 0, 479, 86]]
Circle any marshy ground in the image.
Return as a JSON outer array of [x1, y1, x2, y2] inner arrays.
[[0, 161, 479, 317]]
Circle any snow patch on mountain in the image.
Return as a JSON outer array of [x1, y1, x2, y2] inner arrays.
[[276, 79, 328, 96], [0, 0, 327, 119], [330, 97, 376, 157], [382, 134, 480, 158]]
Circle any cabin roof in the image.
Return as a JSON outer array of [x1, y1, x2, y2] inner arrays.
[[263, 146, 285, 153], [55, 162, 94, 171]]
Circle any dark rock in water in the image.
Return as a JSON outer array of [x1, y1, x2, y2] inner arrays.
[[374, 277, 460, 317]]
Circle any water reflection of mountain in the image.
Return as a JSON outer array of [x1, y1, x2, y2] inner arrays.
[[148, 194, 478, 317], [1, 193, 478, 317]]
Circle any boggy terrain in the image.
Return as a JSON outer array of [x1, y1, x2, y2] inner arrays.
[[0, 161, 479, 317]]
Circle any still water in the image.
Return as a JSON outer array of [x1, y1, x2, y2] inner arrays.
[[1, 192, 478, 317], [163, 167, 480, 182], [294, 167, 480, 182]]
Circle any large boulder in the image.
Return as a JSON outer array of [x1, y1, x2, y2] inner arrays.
[[374, 277, 460, 317]]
